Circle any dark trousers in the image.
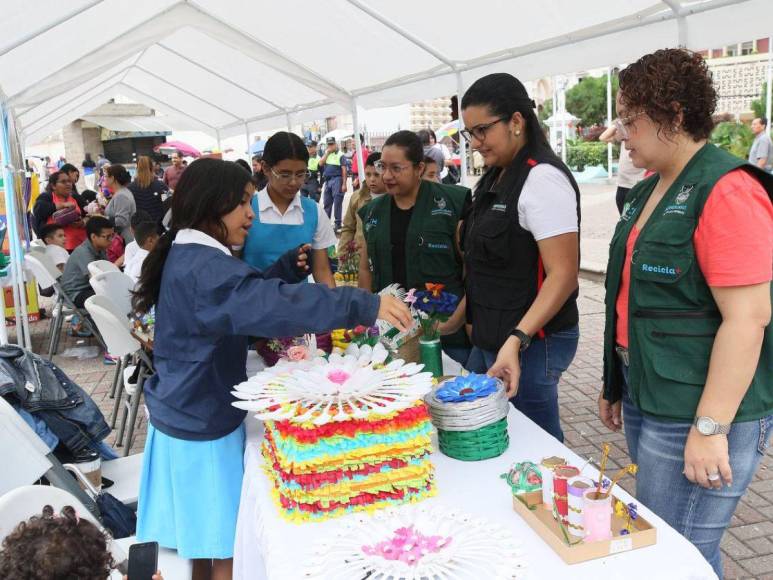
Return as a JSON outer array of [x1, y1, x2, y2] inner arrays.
[[74, 288, 95, 309]]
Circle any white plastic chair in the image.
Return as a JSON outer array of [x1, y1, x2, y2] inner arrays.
[[87, 259, 120, 278], [24, 252, 105, 358], [85, 295, 153, 456], [0, 486, 191, 579], [30, 239, 46, 250], [90, 270, 136, 317]]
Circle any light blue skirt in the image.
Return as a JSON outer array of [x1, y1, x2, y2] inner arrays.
[[136, 423, 246, 559]]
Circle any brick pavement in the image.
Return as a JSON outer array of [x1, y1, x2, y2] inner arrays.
[[11, 279, 773, 579]]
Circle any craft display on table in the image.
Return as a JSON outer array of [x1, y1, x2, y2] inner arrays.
[[334, 240, 359, 286], [409, 284, 459, 377], [502, 448, 651, 564], [256, 333, 329, 367], [232, 344, 436, 522], [424, 374, 509, 461], [303, 505, 528, 579]]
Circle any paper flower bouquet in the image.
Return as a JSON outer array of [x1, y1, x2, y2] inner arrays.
[[232, 344, 436, 522]]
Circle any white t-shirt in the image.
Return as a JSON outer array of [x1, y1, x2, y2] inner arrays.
[[124, 240, 139, 267], [255, 188, 337, 250], [517, 164, 579, 241], [125, 247, 149, 283], [617, 146, 646, 189], [45, 244, 70, 268]]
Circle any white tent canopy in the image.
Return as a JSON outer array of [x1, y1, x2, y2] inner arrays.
[[2, 0, 773, 145]]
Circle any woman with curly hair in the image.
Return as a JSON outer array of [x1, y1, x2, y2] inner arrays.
[[0, 505, 162, 579], [599, 48, 773, 577]]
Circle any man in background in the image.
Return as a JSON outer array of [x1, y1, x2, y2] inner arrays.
[[749, 117, 773, 172]]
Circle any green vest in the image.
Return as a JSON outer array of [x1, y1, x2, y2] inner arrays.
[[603, 144, 773, 422], [308, 156, 319, 172], [360, 180, 470, 346], [325, 152, 342, 166]]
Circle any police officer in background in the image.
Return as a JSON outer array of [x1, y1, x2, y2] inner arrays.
[[319, 137, 347, 233], [301, 140, 321, 201], [358, 130, 472, 366]]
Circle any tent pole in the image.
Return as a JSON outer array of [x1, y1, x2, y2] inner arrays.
[[766, 37, 772, 135], [0, 104, 31, 348], [244, 122, 250, 161], [607, 67, 613, 180], [456, 72, 468, 186], [216, 129, 221, 152], [286, 112, 292, 132], [559, 77, 567, 164], [351, 98, 365, 184]]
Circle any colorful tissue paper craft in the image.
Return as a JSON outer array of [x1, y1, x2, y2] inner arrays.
[[412, 283, 459, 341], [232, 346, 436, 522], [501, 461, 543, 495], [303, 505, 528, 579], [425, 374, 510, 461]]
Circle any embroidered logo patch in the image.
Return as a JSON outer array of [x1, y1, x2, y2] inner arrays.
[[641, 263, 681, 277], [675, 184, 694, 205], [434, 196, 447, 210], [491, 203, 507, 212], [365, 216, 378, 230]]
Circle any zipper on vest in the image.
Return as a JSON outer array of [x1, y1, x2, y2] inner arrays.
[[633, 308, 719, 319], [651, 330, 715, 338]]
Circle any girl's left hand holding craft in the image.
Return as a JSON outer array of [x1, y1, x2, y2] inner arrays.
[[296, 243, 312, 273]]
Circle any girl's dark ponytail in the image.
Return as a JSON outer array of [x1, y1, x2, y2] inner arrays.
[[132, 229, 177, 313]]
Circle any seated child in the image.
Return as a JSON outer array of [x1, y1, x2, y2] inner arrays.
[[125, 221, 159, 283], [0, 504, 163, 580], [422, 155, 440, 183], [39, 223, 69, 272], [124, 210, 154, 268]]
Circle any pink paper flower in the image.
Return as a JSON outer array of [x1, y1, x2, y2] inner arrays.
[[327, 369, 351, 384], [404, 288, 417, 305], [286, 345, 310, 361]]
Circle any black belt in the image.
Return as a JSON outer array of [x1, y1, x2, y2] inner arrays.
[[615, 346, 629, 366]]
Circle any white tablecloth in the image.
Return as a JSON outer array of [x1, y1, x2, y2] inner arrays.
[[234, 358, 717, 580]]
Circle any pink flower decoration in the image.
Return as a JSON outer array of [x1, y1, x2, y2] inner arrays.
[[361, 525, 451, 566], [404, 289, 417, 305], [326, 369, 351, 384], [286, 345, 310, 361]]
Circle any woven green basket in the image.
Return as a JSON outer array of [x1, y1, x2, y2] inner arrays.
[[438, 418, 509, 461]]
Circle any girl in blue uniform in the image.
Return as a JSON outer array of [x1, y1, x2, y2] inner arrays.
[[132, 158, 411, 580], [243, 132, 337, 287]]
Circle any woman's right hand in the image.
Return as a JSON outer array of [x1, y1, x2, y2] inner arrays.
[[598, 390, 622, 431], [377, 295, 413, 332]]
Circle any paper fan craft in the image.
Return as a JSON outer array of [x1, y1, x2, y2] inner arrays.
[[232, 346, 436, 522], [303, 505, 528, 579]]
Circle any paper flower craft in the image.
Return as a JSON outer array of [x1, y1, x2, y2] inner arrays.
[[232, 345, 433, 425], [412, 283, 460, 341], [436, 374, 499, 402], [303, 505, 527, 579]]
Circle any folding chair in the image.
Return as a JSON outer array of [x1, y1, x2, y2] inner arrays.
[[87, 259, 120, 278], [90, 269, 136, 317], [24, 252, 105, 359], [85, 296, 154, 457]]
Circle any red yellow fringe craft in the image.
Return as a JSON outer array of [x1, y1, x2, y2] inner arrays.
[[232, 345, 436, 522]]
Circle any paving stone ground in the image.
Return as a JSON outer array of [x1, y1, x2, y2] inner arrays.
[[11, 277, 773, 579]]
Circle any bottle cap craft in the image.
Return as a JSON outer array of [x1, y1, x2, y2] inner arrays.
[[232, 344, 436, 522], [424, 374, 510, 461]]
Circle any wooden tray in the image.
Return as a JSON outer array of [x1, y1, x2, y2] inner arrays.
[[511, 491, 657, 564]]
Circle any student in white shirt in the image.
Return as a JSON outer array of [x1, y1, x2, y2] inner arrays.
[[39, 224, 70, 271], [125, 222, 160, 283], [242, 132, 338, 287]]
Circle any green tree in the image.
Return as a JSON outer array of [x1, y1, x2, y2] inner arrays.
[[710, 121, 754, 159], [751, 82, 768, 120], [565, 74, 619, 127], [538, 99, 553, 129]]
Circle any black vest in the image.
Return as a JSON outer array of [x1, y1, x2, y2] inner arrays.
[[463, 145, 581, 351]]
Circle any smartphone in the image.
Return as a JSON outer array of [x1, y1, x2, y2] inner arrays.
[[128, 541, 158, 580]]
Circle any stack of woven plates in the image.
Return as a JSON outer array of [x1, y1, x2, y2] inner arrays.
[[424, 374, 510, 461]]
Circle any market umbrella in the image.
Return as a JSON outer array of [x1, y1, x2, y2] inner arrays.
[[435, 120, 459, 141], [154, 140, 201, 158]]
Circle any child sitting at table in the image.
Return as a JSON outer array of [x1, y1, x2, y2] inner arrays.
[[39, 223, 69, 272], [124, 221, 159, 283], [123, 210, 154, 270], [242, 131, 338, 287], [132, 157, 411, 580]]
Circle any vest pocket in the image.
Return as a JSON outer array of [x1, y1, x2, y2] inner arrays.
[[419, 233, 456, 278], [471, 216, 511, 266], [631, 250, 693, 284]]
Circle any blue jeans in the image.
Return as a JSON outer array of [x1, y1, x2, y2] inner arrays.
[[442, 345, 471, 368], [621, 368, 772, 579], [468, 325, 579, 441], [322, 176, 343, 228]]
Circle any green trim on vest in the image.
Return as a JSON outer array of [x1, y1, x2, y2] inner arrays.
[[360, 180, 470, 346], [603, 144, 773, 423]]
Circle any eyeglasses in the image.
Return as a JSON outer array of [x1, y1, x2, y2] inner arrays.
[[613, 112, 646, 140], [269, 168, 311, 183], [373, 160, 414, 176], [460, 117, 510, 142]]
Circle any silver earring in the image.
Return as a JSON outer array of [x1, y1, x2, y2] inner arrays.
[[515, 130, 521, 136]]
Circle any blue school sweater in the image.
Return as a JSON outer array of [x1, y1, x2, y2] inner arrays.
[[145, 242, 380, 440]]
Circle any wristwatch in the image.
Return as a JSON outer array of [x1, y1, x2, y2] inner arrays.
[[693, 416, 731, 436], [510, 328, 531, 351]]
